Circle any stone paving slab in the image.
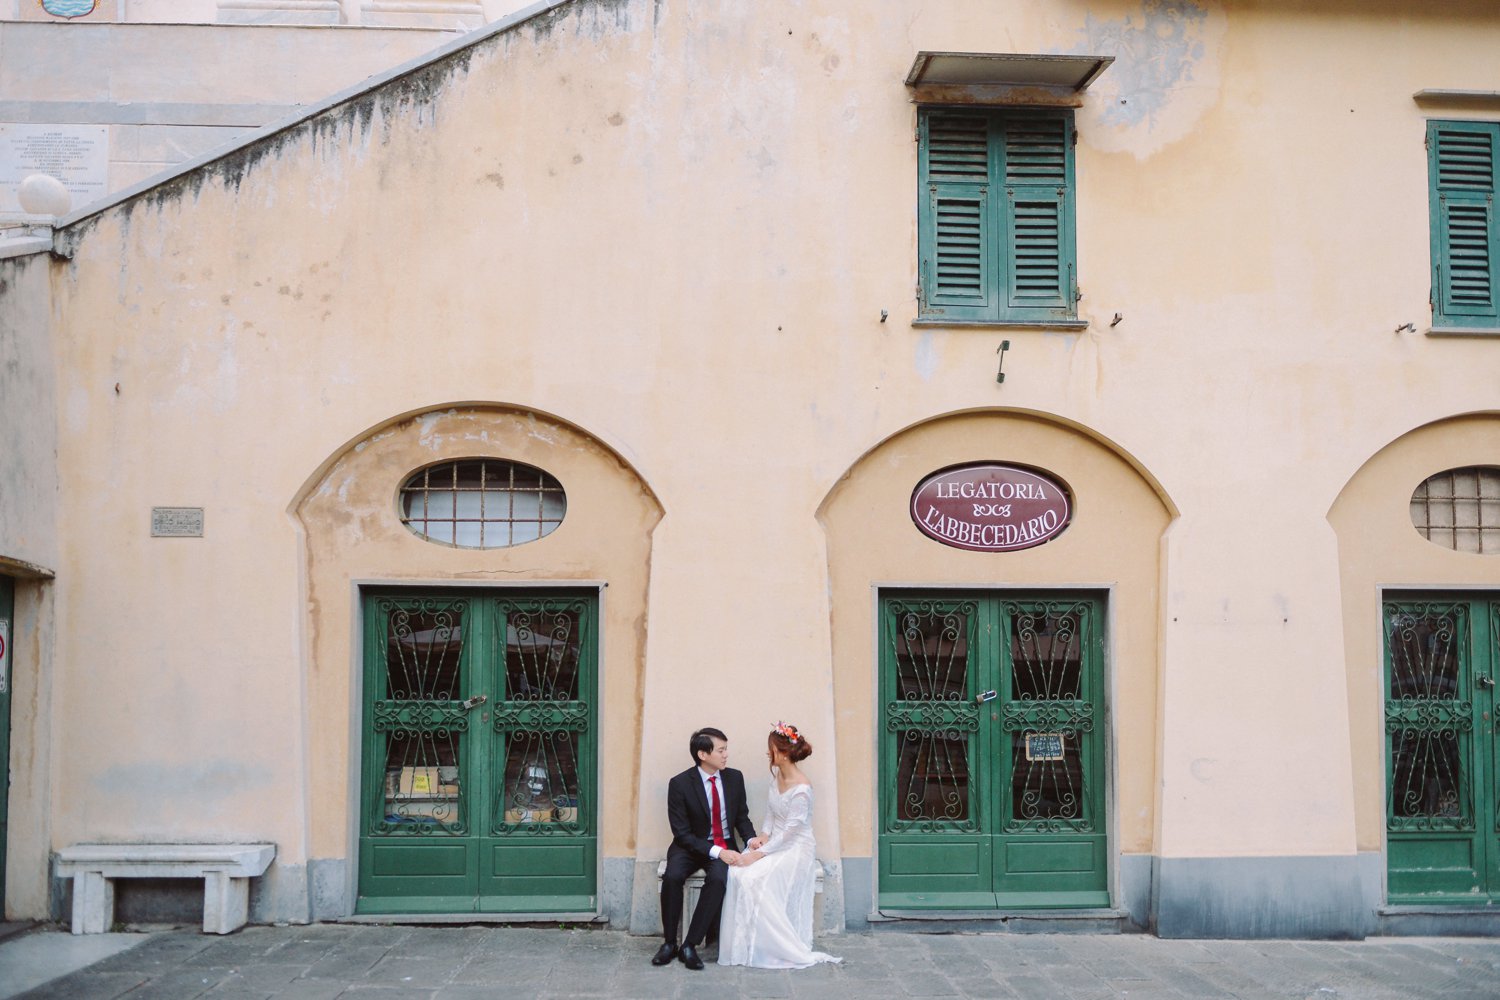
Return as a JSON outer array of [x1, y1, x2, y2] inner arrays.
[[2, 925, 1500, 1000]]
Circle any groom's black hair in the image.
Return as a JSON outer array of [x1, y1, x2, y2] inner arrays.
[[690, 727, 728, 764]]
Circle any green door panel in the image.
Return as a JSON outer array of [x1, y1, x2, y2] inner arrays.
[[1389, 837, 1482, 898], [879, 591, 1107, 912], [1384, 595, 1500, 905], [887, 839, 985, 876], [357, 589, 597, 915], [1001, 838, 1097, 873], [371, 843, 471, 877]]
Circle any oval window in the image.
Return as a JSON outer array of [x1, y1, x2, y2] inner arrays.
[[399, 459, 566, 549], [1409, 466, 1500, 555]]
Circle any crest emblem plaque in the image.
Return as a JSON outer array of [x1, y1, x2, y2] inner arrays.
[[41, 0, 98, 16]]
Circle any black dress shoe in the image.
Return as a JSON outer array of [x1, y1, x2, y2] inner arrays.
[[678, 943, 704, 970], [651, 942, 678, 966]]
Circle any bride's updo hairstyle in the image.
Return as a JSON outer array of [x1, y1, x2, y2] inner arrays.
[[768, 721, 813, 765]]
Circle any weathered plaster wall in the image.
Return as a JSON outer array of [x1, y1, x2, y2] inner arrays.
[[0, 251, 58, 575], [31, 0, 1500, 934], [0, 249, 59, 920], [0, 20, 476, 206]]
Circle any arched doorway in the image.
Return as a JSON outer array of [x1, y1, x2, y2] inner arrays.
[[818, 409, 1173, 917], [292, 405, 661, 918], [1330, 413, 1500, 913]]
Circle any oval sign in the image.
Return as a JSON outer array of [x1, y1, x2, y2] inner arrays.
[[910, 463, 1072, 552]]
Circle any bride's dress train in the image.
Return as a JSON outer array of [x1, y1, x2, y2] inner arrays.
[[718, 783, 841, 969]]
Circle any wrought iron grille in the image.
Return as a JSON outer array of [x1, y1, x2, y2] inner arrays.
[[1003, 601, 1094, 833], [1410, 466, 1500, 555], [399, 459, 566, 549], [1385, 602, 1474, 832], [885, 600, 979, 833], [492, 600, 590, 836], [373, 599, 469, 836]]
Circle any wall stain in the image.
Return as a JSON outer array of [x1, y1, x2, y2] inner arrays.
[[1069, 0, 1226, 157]]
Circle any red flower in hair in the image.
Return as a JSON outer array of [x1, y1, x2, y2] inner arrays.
[[773, 721, 801, 743]]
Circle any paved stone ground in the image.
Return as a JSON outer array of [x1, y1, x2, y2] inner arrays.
[[8, 924, 1500, 1000]]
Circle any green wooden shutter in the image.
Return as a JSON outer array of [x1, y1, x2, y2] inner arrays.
[[1430, 122, 1499, 327], [1002, 115, 1074, 317], [920, 112, 995, 319]]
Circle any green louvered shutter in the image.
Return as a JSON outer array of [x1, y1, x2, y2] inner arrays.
[[919, 108, 1076, 323], [1002, 115, 1074, 318], [1430, 122, 1500, 328], [921, 112, 995, 319]]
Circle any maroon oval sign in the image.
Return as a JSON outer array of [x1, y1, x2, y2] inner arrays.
[[910, 463, 1072, 552]]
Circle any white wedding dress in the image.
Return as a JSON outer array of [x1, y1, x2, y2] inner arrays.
[[717, 782, 840, 968]]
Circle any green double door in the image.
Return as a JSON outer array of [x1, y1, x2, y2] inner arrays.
[[1384, 594, 1500, 902], [358, 589, 596, 914], [878, 591, 1108, 910]]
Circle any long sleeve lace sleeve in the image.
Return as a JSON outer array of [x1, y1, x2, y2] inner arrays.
[[758, 787, 811, 855]]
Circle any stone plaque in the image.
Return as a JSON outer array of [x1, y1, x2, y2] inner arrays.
[[0, 124, 109, 213], [151, 507, 205, 538]]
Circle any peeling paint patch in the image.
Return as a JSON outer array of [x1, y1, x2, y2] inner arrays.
[[1070, 0, 1226, 158]]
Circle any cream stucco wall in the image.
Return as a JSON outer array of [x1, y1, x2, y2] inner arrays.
[[12, 0, 1500, 930]]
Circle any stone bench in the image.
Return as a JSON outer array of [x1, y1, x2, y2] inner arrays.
[[56, 844, 276, 935], [656, 857, 824, 931]]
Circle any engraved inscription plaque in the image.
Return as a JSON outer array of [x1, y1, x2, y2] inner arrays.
[[0, 124, 109, 213], [151, 507, 205, 538]]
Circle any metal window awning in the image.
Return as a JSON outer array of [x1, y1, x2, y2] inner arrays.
[[905, 52, 1113, 107]]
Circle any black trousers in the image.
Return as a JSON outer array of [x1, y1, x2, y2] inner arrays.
[[660, 848, 728, 947]]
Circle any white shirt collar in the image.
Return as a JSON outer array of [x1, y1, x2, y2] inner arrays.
[[697, 766, 720, 783]]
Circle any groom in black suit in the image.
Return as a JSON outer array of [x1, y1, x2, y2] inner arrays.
[[653, 727, 759, 971]]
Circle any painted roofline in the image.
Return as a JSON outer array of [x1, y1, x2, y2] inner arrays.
[[52, 0, 576, 234]]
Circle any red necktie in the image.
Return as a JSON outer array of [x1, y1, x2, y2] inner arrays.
[[709, 775, 727, 849]]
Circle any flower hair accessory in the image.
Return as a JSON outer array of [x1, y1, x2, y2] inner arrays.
[[773, 721, 801, 743]]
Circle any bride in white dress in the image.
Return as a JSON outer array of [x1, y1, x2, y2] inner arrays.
[[718, 723, 841, 969]]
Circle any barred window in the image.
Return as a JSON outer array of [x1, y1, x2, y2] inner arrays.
[[399, 459, 565, 549], [1410, 466, 1500, 554]]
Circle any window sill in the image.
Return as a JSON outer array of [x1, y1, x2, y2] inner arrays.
[[1426, 326, 1500, 337], [912, 318, 1089, 331]]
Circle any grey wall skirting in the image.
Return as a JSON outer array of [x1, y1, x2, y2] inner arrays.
[[841, 856, 872, 931], [309, 858, 351, 921], [1152, 855, 1368, 939], [55, 848, 1498, 938], [1118, 853, 1151, 931]]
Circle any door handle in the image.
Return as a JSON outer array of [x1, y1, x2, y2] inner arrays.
[[461, 694, 488, 710], [1477, 676, 1495, 690]]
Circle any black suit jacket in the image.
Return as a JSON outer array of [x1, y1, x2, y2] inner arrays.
[[666, 766, 757, 862]]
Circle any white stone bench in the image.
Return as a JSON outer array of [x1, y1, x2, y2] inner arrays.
[[656, 857, 824, 931], [57, 844, 276, 935]]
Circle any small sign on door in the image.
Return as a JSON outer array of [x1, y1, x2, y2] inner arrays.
[[1025, 732, 1065, 761]]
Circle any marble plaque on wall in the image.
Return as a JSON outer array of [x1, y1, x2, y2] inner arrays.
[[0, 124, 110, 213]]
